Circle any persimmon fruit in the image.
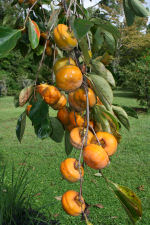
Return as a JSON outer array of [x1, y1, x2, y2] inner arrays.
[[37, 84, 61, 105], [53, 57, 76, 74], [52, 94, 67, 110], [54, 24, 77, 51], [26, 105, 32, 115], [57, 107, 70, 126], [83, 144, 109, 170], [55, 65, 83, 92], [60, 158, 84, 182], [69, 111, 84, 127], [70, 127, 93, 149], [91, 132, 117, 156], [68, 92, 83, 112], [61, 190, 86, 216], [74, 88, 96, 109]]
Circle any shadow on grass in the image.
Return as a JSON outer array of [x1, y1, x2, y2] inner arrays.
[[114, 91, 137, 98], [0, 165, 60, 225]]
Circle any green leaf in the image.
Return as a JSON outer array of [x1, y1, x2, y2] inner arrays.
[[112, 105, 130, 130], [0, 26, 21, 58], [90, 18, 120, 41], [103, 30, 116, 54], [49, 117, 64, 143], [65, 130, 73, 155], [111, 182, 142, 224], [129, 0, 150, 17], [34, 118, 52, 139], [123, 0, 135, 26], [88, 74, 113, 110], [28, 18, 40, 49], [16, 111, 26, 143], [73, 18, 94, 40], [92, 28, 104, 52], [79, 37, 91, 65], [95, 105, 119, 131], [106, 69, 116, 87], [91, 60, 115, 87], [92, 105, 111, 132], [29, 94, 51, 139], [114, 105, 138, 119]]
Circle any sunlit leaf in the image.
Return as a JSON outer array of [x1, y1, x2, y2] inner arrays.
[[111, 182, 142, 224], [0, 26, 21, 58], [88, 74, 113, 110], [112, 105, 130, 130], [73, 18, 94, 40], [28, 18, 40, 49]]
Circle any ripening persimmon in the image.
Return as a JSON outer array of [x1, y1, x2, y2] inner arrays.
[[91, 132, 117, 156], [37, 84, 61, 105], [74, 88, 96, 109], [60, 158, 84, 182], [83, 144, 109, 170], [70, 127, 93, 149], [69, 111, 84, 127], [68, 92, 83, 112], [55, 65, 83, 92], [52, 94, 67, 110], [26, 105, 32, 115], [54, 24, 77, 51], [40, 31, 48, 40], [53, 57, 76, 75], [18, 0, 24, 4], [57, 107, 70, 126], [61, 190, 86, 216]]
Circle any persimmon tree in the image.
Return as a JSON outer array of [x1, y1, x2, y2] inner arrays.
[[0, 0, 149, 224]]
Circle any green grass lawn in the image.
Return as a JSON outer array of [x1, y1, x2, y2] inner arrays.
[[0, 92, 150, 225]]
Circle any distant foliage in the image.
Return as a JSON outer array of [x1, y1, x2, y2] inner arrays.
[[117, 52, 150, 108]]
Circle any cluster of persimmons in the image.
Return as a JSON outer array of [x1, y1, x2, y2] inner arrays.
[[26, 24, 118, 217]]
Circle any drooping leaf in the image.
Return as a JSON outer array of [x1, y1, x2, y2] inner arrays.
[[91, 60, 115, 87], [92, 105, 111, 132], [95, 105, 119, 131], [90, 18, 120, 41], [0, 26, 21, 58], [28, 18, 40, 49], [129, 0, 150, 17], [91, 60, 107, 77], [92, 28, 104, 52], [34, 118, 52, 139], [112, 105, 130, 130], [19, 85, 33, 107], [16, 111, 26, 143], [65, 130, 73, 155], [79, 37, 91, 65], [88, 74, 113, 110], [111, 182, 142, 224], [123, 0, 135, 26], [106, 69, 116, 87], [114, 105, 138, 119], [50, 117, 64, 143], [73, 18, 94, 40], [103, 30, 116, 54], [29, 94, 51, 139]]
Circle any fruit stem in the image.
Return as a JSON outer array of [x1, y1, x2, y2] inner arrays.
[[89, 125, 102, 146], [23, 0, 38, 28]]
